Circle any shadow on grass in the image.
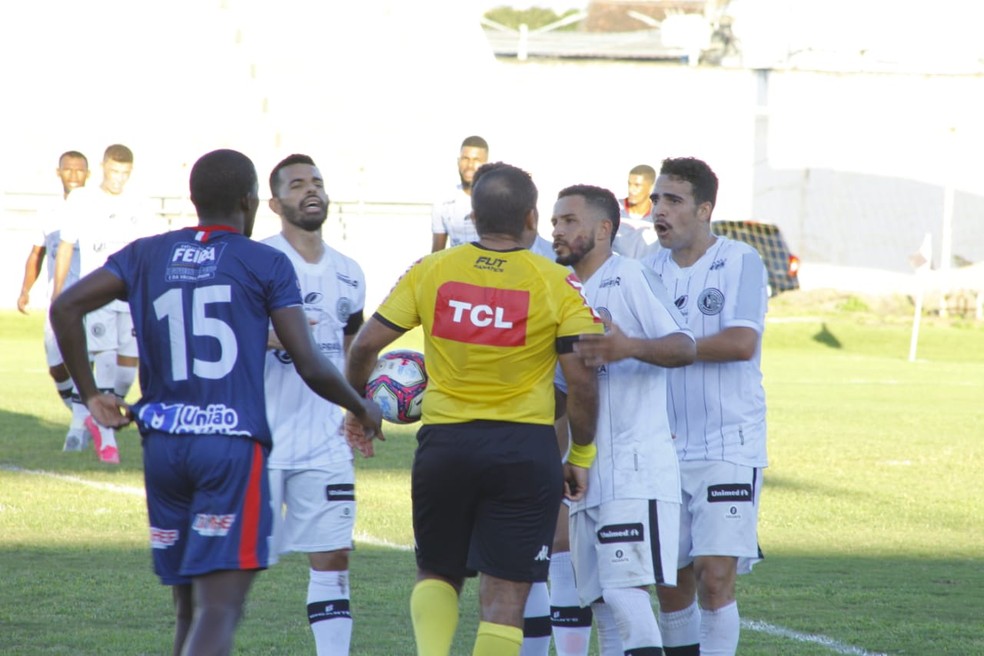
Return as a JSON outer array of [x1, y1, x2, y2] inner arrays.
[[812, 322, 843, 349], [1, 545, 980, 655]]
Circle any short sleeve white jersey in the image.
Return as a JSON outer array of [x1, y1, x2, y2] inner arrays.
[[59, 186, 156, 311], [530, 234, 556, 261], [614, 200, 659, 259], [569, 254, 693, 511], [431, 184, 478, 246], [38, 201, 80, 297], [262, 233, 366, 469], [642, 236, 769, 467]]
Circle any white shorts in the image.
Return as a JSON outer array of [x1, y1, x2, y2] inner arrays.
[[43, 315, 64, 368], [268, 462, 355, 565], [84, 305, 137, 357], [677, 460, 763, 573], [570, 498, 680, 607]]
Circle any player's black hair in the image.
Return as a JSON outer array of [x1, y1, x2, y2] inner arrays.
[[190, 149, 257, 216], [103, 144, 133, 164], [629, 164, 656, 182], [557, 184, 621, 245], [659, 157, 718, 209], [471, 162, 537, 240], [269, 153, 317, 198], [460, 135, 489, 151], [58, 151, 88, 167]]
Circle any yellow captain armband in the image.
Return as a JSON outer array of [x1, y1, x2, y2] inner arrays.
[[567, 441, 597, 468]]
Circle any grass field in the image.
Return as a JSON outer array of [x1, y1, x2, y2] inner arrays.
[[1, 292, 982, 655]]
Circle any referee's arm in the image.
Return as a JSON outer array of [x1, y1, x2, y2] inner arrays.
[[557, 350, 598, 449]]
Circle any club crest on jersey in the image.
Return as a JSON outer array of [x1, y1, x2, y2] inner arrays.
[[595, 307, 613, 332], [166, 242, 228, 282], [698, 288, 725, 315], [433, 281, 529, 346], [336, 297, 352, 322]]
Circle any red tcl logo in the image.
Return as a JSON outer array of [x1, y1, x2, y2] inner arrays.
[[433, 282, 529, 346]]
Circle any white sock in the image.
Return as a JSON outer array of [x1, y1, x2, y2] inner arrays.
[[92, 351, 116, 394], [699, 601, 739, 656], [307, 569, 352, 656], [602, 587, 661, 653], [658, 600, 700, 654], [114, 364, 137, 399], [55, 378, 74, 410], [549, 551, 593, 656], [591, 601, 623, 656], [520, 581, 551, 656]]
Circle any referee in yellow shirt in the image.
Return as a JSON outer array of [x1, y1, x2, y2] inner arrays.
[[345, 162, 602, 656]]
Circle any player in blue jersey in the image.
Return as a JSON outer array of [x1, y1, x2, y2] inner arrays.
[[50, 149, 383, 656]]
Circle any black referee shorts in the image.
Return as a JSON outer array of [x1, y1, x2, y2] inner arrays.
[[412, 420, 563, 583]]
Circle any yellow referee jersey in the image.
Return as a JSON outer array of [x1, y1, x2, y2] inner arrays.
[[375, 244, 603, 425]]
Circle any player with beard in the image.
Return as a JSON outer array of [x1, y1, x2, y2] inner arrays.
[[262, 154, 367, 655], [430, 135, 489, 252], [552, 184, 694, 655]]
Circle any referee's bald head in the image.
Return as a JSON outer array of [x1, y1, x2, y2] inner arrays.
[[471, 162, 538, 240]]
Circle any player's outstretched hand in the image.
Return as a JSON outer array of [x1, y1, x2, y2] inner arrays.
[[345, 400, 385, 458], [563, 462, 589, 501], [576, 320, 630, 367], [86, 392, 132, 429]]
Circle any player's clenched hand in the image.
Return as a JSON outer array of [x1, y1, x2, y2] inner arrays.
[[576, 320, 631, 366], [344, 400, 385, 458], [86, 393, 132, 429], [563, 462, 589, 501]]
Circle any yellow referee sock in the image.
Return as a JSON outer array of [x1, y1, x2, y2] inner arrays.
[[472, 621, 523, 656], [410, 579, 459, 656]]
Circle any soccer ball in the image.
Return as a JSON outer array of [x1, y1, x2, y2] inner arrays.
[[364, 350, 427, 424]]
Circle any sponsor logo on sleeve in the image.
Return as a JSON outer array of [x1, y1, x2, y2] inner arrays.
[[432, 282, 529, 346]]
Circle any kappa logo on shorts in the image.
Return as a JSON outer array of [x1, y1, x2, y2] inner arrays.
[[433, 282, 529, 346], [325, 483, 355, 502], [533, 545, 550, 561], [149, 526, 179, 549], [707, 483, 752, 503], [597, 523, 644, 544], [192, 513, 236, 537]]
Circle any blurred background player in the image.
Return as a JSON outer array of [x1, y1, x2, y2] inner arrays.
[[643, 157, 768, 656], [430, 135, 489, 252], [53, 144, 153, 461], [553, 184, 694, 655], [50, 148, 382, 656], [263, 154, 367, 655], [613, 164, 659, 259], [345, 162, 602, 656], [16, 150, 89, 411]]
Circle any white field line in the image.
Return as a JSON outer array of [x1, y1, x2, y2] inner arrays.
[[743, 620, 889, 656], [4, 464, 887, 654]]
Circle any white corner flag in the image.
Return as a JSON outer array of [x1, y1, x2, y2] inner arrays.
[[908, 233, 932, 362]]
